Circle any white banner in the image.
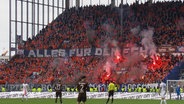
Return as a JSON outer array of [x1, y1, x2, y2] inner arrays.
[[0, 92, 183, 99]]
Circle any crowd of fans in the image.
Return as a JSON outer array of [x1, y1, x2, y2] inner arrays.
[[0, 1, 184, 85]]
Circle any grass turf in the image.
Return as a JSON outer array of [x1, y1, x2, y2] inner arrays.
[[0, 98, 184, 104]]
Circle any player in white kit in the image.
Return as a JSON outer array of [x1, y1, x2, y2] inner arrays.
[[22, 82, 29, 101], [159, 81, 167, 104]]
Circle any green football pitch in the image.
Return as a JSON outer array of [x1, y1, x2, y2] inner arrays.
[[0, 98, 184, 104]]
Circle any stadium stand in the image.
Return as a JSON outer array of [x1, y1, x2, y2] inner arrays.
[[0, 1, 184, 88]]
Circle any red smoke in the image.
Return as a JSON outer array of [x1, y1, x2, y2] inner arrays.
[[148, 55, 162, 70]]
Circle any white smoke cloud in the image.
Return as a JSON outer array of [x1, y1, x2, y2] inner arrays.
[[140, 27, 156, 57], [131, 25, 141, 35], [84, 21, 96, 46], [176, 17, 184, 30]]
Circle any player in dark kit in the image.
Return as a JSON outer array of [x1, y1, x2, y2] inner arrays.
[[77, 76, 89, 104], [54, 80, 63, 104]]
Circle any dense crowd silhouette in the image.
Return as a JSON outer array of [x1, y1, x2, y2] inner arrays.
[[0, 1, 184, 85]]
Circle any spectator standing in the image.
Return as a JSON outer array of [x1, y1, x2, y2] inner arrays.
[[168, 85, 174, 99]]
